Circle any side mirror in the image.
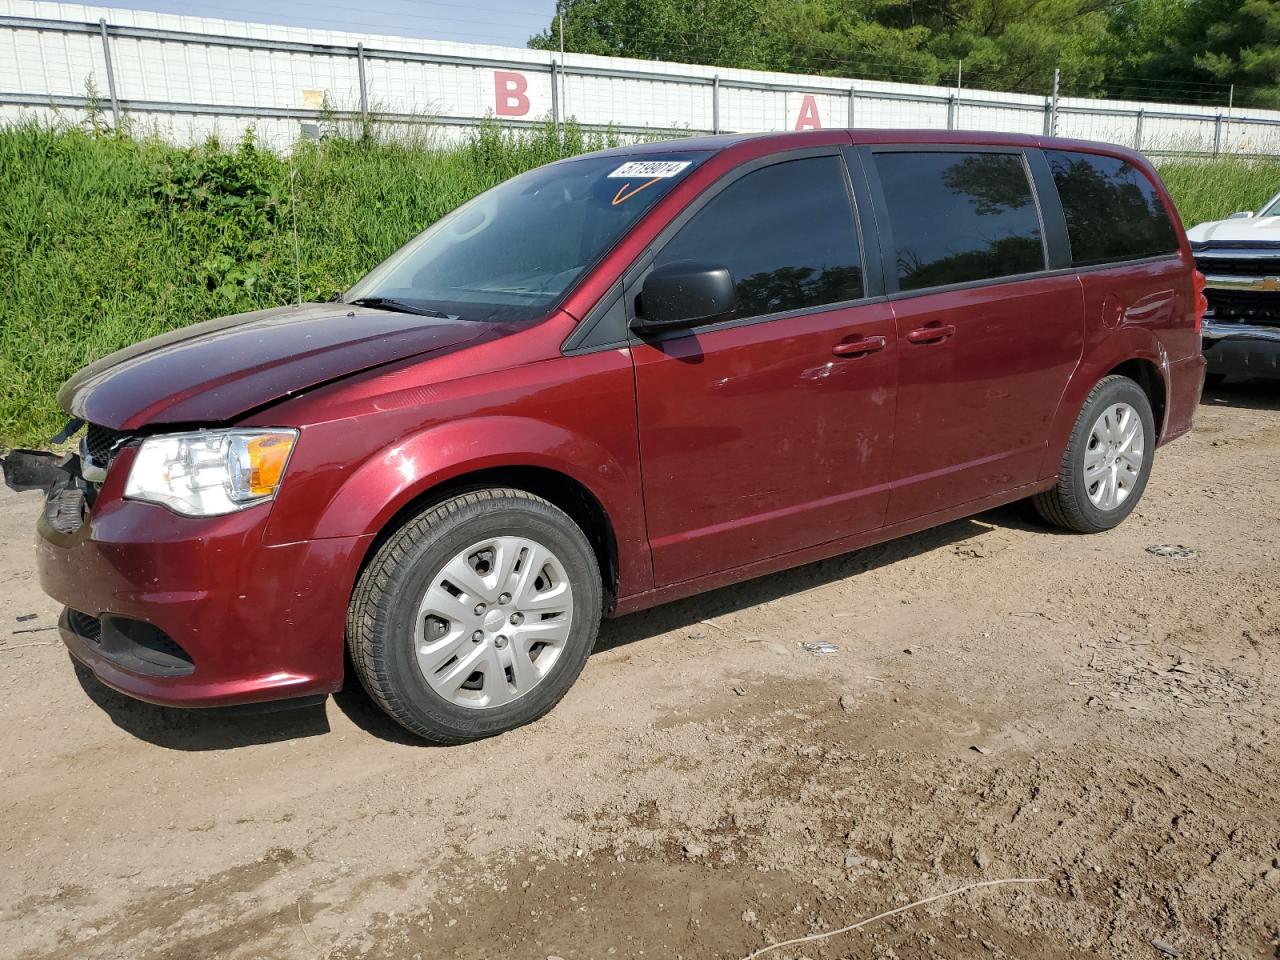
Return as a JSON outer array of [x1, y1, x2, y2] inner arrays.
[[635, 261, 736, 332], [1228, 210, 1254, 220]]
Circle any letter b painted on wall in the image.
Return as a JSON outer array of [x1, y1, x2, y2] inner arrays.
[[494, 71, 530, 116]]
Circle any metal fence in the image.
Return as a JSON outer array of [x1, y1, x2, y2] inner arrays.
[[3, 3, 1280, 156]]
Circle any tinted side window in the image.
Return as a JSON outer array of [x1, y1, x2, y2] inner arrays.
[[655, 156, 862, 319], [1045, 150, 1178, 266], [875, 151, 1045, 292]]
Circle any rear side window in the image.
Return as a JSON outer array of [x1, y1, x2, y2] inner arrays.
[[1045, 150, 1179, 266], [874, 151, 1045, 292], [655, 156, 862, 319]]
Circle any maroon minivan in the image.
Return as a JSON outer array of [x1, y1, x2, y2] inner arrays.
[[19, 130, 1206, 743]]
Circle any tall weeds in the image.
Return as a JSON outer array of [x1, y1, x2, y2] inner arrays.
[[0, 118, 615, 444], [1155, 155, 1280, 225]]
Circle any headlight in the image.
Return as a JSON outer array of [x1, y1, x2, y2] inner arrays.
[[124, 429, 298, 516]]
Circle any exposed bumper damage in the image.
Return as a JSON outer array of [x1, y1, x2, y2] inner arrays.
[[7, 422, 363, 709], [1, 448, 77, 494]]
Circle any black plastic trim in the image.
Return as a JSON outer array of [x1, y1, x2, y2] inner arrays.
[[1026, 149, 1073, 271], [840, 147, 886, 301], [561, 282, 628, 355], [886, 268, 1067, 302], [1071, 253, 1184, 274], [63, 609, 196, 677], [879, 252, 1188, 303]]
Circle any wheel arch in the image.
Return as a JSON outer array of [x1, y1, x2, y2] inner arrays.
[[357, 464, 622, 612], [1040, 331, 1169, 480], [313, 416, 645, 614], [1106, 357, 1166, 441]]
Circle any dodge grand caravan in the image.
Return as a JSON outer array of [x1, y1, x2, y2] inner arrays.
[[13, 129, 1206, 743]]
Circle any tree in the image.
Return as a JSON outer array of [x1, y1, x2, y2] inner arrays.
[[529, 0, 785, 72], [1107, 0, 1280, 107], [530, 0, 1123, 95], [531, 0, 1280, 105]]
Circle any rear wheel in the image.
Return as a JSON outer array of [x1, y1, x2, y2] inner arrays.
[[348, 488, 602, 743], [1203, 372, 1227, 389], [1033, 375, 1155, 533]]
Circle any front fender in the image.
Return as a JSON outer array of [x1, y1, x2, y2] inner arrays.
[[1038, 327, 1169, 480], [284, 416, 651, 597]]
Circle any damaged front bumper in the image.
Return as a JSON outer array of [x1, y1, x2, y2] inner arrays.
[[10, 437, 362, 708], [1, 448, 100, 536], [2, 448, 79, 493]]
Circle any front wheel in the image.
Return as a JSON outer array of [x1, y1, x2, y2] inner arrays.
[[1033, 375, 1156, 533], [348, 488, 602, 744]]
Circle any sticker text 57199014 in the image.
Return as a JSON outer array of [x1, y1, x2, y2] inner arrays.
[[607, 161, 692, 179]]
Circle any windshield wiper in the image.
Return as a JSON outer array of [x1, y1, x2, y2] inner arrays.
[[349, 297, 457, 319]]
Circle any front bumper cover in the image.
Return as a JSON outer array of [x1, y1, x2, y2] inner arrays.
[[35, 445, 371, 708]]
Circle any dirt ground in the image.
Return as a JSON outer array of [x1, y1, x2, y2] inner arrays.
[[1, 383, 1278, 960]]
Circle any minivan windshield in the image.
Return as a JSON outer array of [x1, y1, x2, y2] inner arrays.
[[345, 152, 705, 323]]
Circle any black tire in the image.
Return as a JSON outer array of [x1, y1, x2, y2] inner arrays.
[[1203, 372, 1227, 389], [347, 488, 602, 744], [1032, 375, 1156, 534]]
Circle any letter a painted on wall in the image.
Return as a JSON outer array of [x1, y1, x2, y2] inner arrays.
[[494, 71, 530, 116], [794, 94, 822, 130]]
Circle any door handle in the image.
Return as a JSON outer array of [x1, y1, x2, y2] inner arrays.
[[832, 335, 887, 358], [906, 323, 956, 344]]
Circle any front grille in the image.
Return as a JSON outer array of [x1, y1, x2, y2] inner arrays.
[[66, 610, 195, 676], [1205, 289, 1280, 327], [85, 424, 131, 467], [1195, 254, 1280, 278], [127, 625, 193, 666], [67, 610, 103, 645]]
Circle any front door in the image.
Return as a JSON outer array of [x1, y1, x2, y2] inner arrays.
[[863, 147, 1085, 523], [629, 152, 898, 587]]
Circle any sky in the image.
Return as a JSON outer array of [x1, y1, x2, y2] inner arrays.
[[107, 0, 560, 48]]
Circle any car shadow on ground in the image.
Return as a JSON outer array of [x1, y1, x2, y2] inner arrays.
[[71, 657, 333, 750], [592, 503, 1042, 653], [1200, 377, 1280, 411], [71, 504, 1042, 749]]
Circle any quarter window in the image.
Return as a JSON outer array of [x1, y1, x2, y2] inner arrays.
[[1045, 150, 1179, 266], [874, 151, 1045, 292], [654, 156, 863, 320]]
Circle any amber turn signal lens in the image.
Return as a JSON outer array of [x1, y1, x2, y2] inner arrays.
[[247, 434, 295, 496]]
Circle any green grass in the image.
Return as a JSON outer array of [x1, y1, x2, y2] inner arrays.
[[1, 119, 1277, 447], [1156, 155, 1280, 226], [0, 118, 619, 447]]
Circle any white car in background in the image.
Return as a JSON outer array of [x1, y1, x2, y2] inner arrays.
[[1187, 192, 1280, 383]]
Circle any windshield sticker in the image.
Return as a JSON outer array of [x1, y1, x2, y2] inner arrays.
[[607, 160, 692, 179]]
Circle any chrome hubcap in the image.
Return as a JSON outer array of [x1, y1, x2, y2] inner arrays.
[[415, 536, 574, 709], [1084, 402, 1144, 511]]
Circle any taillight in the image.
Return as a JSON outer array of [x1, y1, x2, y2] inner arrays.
[[1192, 269, 1208, 333]]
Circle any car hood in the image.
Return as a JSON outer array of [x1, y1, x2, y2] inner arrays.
[[1186, 215, 1280, 245], [59, 303, 500, 431]]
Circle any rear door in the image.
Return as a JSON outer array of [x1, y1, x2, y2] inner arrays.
[[629, 150, 898, 587], [860, 146, 1085, 523], [1043, 148, 1192, 378]]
